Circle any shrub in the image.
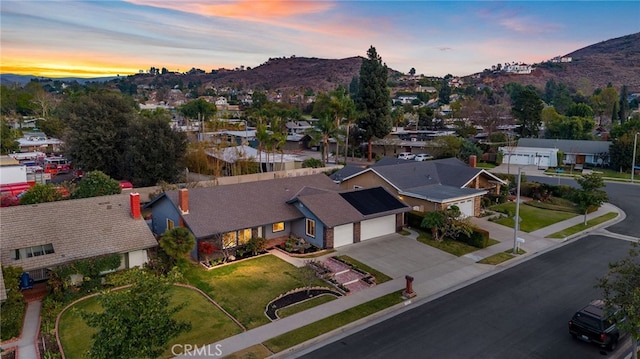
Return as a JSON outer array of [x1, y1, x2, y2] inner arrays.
[[246, 237, 267, 255], [456, 227, 490, 248], [302, 158, 323, 168], [406, 211, 424, 228], [0, 266, 26, 340]]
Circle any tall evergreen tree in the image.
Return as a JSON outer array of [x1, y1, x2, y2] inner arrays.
[[619, 85, 630, 125], [512, 88, 544, 137], [356, 46, 391, 161]]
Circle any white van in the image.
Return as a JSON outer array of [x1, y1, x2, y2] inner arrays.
[[397, 152, 415, 160]]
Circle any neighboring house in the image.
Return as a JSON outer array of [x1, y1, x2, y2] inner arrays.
[[145, 174, 410, 260], [516, 138, 612, 167], [503, 64, 533, 74], [498, 146, 560, 168], [331, 157, 506, 217], [17, 132, 63, 153], [205, 145, 300, 173], [0, 193, 157, 289]]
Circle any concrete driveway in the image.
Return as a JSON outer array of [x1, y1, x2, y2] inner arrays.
[[334, 233, 458, 279]]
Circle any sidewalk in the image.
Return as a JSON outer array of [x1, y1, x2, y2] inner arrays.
[[178, 203, 626, 359]]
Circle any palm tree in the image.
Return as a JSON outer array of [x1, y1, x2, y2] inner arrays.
[[159, 227, 196, 264], [306, 115, 337, 166], [255, 120, 270, 172]]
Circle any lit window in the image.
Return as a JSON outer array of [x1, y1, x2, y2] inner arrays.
[[272, 222, 284, 233], [238, 228, 251, 245], [167, 219, 174, 230], [223, 232, 237, 249], [305, 218, 316, 238]]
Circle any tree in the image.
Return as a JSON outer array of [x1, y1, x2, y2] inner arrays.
[[0, 120, 19, 154], [609, 119, 640, 172], [81, 271, 191, 359], [619, 85, 630, 125], [72, 171, 121, 199], [19, 184, 63, 205], [306, 115, 337, 165], [566, 103, 594, 118], [298, 261, 319, 295], [597, 243, 640, 359], [356, 46, 392, 161], [512, 88, 543, 137], [421, 211, 446, 242], [159, 227, 196, 264], [179, 98, 217, 131], [574, 173, 608, 225]]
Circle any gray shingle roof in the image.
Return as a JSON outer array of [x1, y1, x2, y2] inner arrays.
[[294, 190, 364, 227], [0, 193, 157, 272], [400, 184, 486, 202], [518, 138, 612, 154], [163, 174, 340, 238]]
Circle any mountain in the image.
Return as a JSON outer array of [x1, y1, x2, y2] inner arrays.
[[477, 33, 640, 93], [0, 74, 122, 86]]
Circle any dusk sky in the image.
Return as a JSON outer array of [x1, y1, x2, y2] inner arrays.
[[1, 1, 639, 78]]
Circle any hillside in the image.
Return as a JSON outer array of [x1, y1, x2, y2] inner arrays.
[[478, 33, 640, 93]]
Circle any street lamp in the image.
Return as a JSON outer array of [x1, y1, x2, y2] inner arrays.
[[513, 167, 524, 254], [632, 132, 639, 184]]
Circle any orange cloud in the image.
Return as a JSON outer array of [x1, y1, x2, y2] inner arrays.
[[126, 0, 334, 20]]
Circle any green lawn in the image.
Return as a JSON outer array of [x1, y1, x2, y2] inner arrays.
[[547, 212, 618, 239], [263, 290, 406, 353], [182, 254, 328, 329], [58, 285, 243, 359], [415, 229, 499, 257], [335, 255, 392, 283], [276, 294, 337, 318], [490, 202, 577, 232], [477, 248, 526, 265]]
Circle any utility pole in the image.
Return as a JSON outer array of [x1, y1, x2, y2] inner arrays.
[[632, 132, 638, 183], [513, 167, 523, 254]]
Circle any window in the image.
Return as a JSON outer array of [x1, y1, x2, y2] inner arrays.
[[272, 222, 285, 233], [167, 219, 174, 230], [305, 218, 316, 238], [15, 244, 55, 259], [223, 232, 237, 249], [12, 249, 20, 260], [238, 228, 251, 245]]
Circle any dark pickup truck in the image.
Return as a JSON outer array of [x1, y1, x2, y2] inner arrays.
[[568, 299, 621, 351]]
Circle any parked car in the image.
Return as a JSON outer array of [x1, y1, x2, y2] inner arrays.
[[568, 299, 622, 351], [414, 153, 434, 161], [397, 152, 415, 160]]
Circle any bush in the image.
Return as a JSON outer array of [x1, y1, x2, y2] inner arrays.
[[456, 227, 490, 248], [302, 158, 323, 168], [0, 266, 26, 340], [406, 211, 424, 228]]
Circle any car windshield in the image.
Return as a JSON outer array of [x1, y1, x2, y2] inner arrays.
[[573, 313, 603, 330]]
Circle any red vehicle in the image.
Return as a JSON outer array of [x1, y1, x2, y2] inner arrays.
[[43, 157, 71, 176], [0, 182, 36, 197]]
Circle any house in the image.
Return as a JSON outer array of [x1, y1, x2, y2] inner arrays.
[[516, 138, 612, 167], [0, 193, 157, 288], [144, 174, 410, 260], [330, 157, 506, 217], [498, 146, 560, 168], [205, 145, 300, 173]]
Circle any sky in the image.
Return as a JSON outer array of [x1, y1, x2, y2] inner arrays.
[[1, 1, 639, 79]]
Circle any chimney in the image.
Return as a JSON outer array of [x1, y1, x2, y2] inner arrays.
[[469, 155, 477, 168], [129, 192, 141, 219], [179, 188, 189, 214]]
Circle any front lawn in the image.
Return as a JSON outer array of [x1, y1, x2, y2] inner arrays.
[[416, 230, 499, 257], [547, 212, 618, 239], [58, 285, 242, 359], [276, 294, 336, 318], [182, 254, 329, 329], [490, 202, 577, 232], [477, 248, 526, 265]]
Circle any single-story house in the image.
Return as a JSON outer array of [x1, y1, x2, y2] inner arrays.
[[205, 145, 300, 173], [144, 174, 410, 260], [516, 138, 612, 167], [331, 157, 506, 217], [0, 193, 157, 295]]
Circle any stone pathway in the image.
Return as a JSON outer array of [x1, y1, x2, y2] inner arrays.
[[322, 257, 374, 294]]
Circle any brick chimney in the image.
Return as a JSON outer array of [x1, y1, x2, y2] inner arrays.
[[129, 192, 141, 219], [469, 155, 477, 168], [178, 188, 189, 214]]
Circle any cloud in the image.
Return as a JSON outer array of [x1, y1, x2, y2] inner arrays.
[[476, 5, 563, 34]]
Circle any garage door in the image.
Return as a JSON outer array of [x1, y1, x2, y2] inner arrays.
[[333, 223, 354, 248], [449, 198, 475, 217], [361, 215, 396, 241]]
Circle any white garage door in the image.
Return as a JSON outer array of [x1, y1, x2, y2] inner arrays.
[[449, 198, 475, 218], [361, 215, 396, 241], [333, 223, 354, 248]]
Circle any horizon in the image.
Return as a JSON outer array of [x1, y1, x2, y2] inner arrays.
[[1, 1, 639, 79]]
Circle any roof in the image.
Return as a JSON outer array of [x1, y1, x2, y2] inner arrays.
[[0, 193, 157, 272], [159, 174, 340, 238], [329, 165, 368, 182], [0, 269, 6, 302], [205, 145, 298, 163], [339, 157, 502, 202], [518, 138, 612, 154], [290, 186, 410, 227]]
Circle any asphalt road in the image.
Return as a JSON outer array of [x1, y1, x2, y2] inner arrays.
[[301, 179, 639, 359]]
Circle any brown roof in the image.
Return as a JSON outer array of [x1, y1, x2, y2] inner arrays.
[[163, 174, 340, 238], [0, 193, 157, 272]]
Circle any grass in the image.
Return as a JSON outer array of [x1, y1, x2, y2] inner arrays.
[[476, 162, 496, 169], [262, 290, 406, 353], [477, 248, 526, 265], [416, 233, 482, 257], [276, 294, 337, 318], [490, 202, 577, 232], [182, 254, 329, 329], [545, 167, 632, 180], [335, 255, 392, 283], [524, 197, 579, 213], [58, 285, 243, 359], [547, 212, 618, 239]]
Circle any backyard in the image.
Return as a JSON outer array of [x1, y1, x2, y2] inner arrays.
[[57, 285, 243, 359]]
